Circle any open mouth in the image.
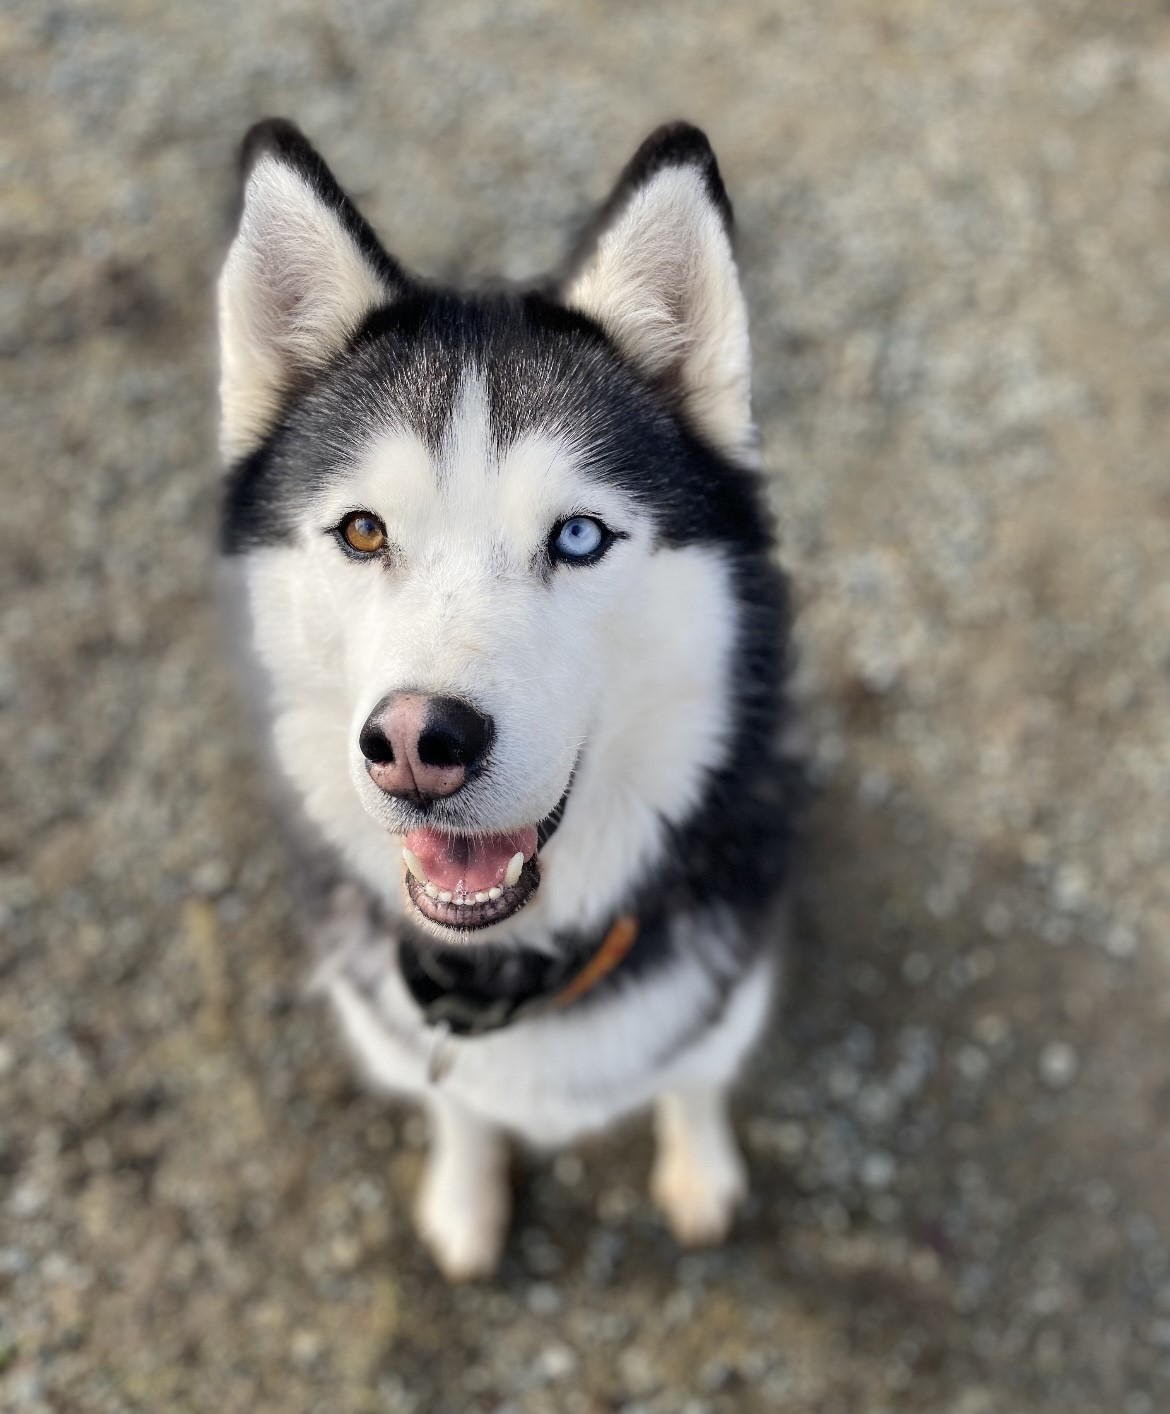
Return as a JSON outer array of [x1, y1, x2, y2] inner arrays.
[[402, 827, 540, 931], [399, 782, 572, 933]]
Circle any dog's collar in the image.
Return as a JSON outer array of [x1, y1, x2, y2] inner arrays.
[[398, 913, 640, 1041]]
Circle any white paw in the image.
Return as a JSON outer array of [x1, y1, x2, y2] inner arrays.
[[651, 1144, 747, 1248], [415, 1158, 510, 1283]]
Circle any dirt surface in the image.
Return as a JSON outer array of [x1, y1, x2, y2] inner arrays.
[[3, 1, 1170, 1410]]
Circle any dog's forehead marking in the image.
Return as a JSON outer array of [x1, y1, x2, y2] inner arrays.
[[440, 369, 494, 489]]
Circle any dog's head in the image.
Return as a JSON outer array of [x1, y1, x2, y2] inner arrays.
[[218, 120, 773, 945]]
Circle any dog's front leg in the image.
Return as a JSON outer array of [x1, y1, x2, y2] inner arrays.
[[414, 1092, 511, 1282], [650, 1086, 748, 1246]]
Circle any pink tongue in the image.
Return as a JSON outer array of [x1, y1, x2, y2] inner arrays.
[[405, 826, 538, 893]]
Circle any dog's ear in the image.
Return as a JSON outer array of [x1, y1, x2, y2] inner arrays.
[[564, 124, 755, 462], [217, 120, 403, 462]]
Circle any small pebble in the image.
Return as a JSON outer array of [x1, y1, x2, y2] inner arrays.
[[289, 1330, 323, 1367], [1039, 1042, 1079, 1089], [955, 1044, 990, 1083], [973, 1013, 1011, 1049], [526, 1281, 563, 1316], [532, 1342, 576, 1382], [861, 1151, 897, 1191], [1104, 922, 1137, 959]]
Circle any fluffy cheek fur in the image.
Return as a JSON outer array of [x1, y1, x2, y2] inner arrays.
[[532, 540, 738, 938], [241, 530, 738, 936]]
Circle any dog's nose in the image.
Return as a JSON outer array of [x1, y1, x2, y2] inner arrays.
[[359, 694, 494, 802]]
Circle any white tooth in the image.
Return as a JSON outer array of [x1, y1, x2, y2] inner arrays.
[[488, 887, 502, 901], [424, 883, 439, 899], [402, 848, 428, 884], [438, 890, 452, 903], [504, 852, 524, 887], [475, 891, 489, 904]]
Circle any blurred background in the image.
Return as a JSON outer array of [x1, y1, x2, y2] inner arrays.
[[2, 1, 1170, 1410]]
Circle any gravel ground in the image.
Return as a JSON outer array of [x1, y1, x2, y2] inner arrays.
[[3, 1, 1170, 1410]]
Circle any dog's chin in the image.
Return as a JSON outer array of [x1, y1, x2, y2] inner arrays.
[[404, 852, 541, 937]]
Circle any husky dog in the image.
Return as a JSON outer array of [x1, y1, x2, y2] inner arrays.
[[217, 118, 794, 1280]]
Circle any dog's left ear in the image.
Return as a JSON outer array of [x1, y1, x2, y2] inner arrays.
[[564, 124, 755, 462], [217, 119, 404, 462]]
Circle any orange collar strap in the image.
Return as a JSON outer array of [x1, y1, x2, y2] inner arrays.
[[553, 914, 640, 1009]]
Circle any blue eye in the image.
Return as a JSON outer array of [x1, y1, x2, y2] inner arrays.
[[552, 516, 608, 563]]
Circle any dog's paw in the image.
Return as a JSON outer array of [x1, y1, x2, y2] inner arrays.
[[650, 1142, 747, 1248], [415, 1158, 510, 1283]]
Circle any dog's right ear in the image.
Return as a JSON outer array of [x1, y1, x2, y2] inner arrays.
[[217, 120, 403, 462]]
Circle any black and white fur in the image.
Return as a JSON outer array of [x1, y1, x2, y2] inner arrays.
[[218, 119, 795, 1279]]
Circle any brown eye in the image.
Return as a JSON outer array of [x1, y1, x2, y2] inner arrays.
[[340, 511, 387, 555]]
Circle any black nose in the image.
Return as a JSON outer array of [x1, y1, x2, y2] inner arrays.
[[416, 696, 494, 771], [359, 694, 494, 801]]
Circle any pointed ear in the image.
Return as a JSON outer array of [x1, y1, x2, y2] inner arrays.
[[563, 124, 755, 461], [217, 120, 403, 461]]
